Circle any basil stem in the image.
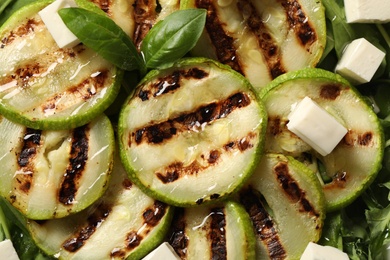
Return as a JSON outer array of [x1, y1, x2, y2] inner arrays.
[[59, 7, 146, 75], [141, 8, 207, 69]]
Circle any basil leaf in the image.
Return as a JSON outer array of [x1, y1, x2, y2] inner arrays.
[[59, 7, 146, 74], [141, 9, 206, 69]]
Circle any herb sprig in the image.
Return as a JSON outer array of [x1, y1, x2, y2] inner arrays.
[[58, 7, 207, 76]]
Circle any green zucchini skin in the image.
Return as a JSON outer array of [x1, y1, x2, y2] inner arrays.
[[260, 68, 384, 211], [118, 57, 268, 207], [181, 0, 326, 91], [0, 0, 122, 130], [238, 153, 326, 259], [168, 200, 256, 260], [0, 114, 115, 220], [27, 152, 174, 260]]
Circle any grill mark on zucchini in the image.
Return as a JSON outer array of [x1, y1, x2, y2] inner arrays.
[[59, 125, 89, 205], [320, 84, 342, 100], [40, 70, 109, 114], [15, 128, 42, 194], [1, 18, 41, 48], [274, 162, 319, 217], [130, 92, 251, 145], [133, 0, 157, 50], [239, 187, 287, 258], [209, 207, 227, 260], [237, 0, 286, 79], [343, 130, 374, 147], [195, 0, 242, 73], [62, 204, 111, 252], [111, 201, 168, 257], [138, 68, 209, 101], [156, 133, 256, 184], [90, 0, 110, 13], [169, 207, 188, 258], [279, 0, 317, 48]]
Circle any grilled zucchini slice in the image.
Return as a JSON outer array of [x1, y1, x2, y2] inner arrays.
[[0, 114, 115, 220], [238, 153, 326, 259], [181, 0, 326, 90], [168, 200, 256, 259], [27, 152, 173, 260], [0, 0, 122, 130], [260, 68, 384, 211], [118, 57, 267, 207]]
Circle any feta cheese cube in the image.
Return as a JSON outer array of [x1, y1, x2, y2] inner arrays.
[[300, 242, 349, 260], [287, 97, 347, 156], [142, 242, 180, 260], [0, 239, 20, 260], [38, 0, 80, 48], [335, 38, 385, 85], [344, 0, 390, 23]]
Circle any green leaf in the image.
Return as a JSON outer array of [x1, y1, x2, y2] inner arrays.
[[141, 8, 206, 69], [59, 7, 146, 74]]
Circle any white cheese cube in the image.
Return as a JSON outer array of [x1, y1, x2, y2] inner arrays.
[[335, 38, 385, 85], [0, 239, 20, 260], [344, 0, 390, 23], [142, 242, 180, 260], [38, 0, 80, 49], [287, 97, 347, 156], [300, 242, 349, 260]]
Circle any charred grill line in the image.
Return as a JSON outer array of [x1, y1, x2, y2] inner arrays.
[[130, 92, 251, 146], [195, 0, 243, 73], [209, 208, 227, 260], [156, 133, 256, 184], [90, 0, 110, 13], [138, 68, 209, 101], [1, 18, 41, 48], [274, 162, 319, 217], [237, 0, 286, 79], [169, 208, 188, 259], [239, 187, 287, 258], [62, 204, 111, 252], [59, 125, 89, 205], [15, 128, 42, 194], [133, 0, 158, 50], [41, 70, 108, 114], [279, 0, 317, 48], [110, 201, 168, 257]]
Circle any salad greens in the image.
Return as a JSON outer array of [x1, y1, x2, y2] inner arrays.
[[0, 0, 390, 259]]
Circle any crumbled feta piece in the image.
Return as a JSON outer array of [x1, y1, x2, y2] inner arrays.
[[142, 242, 180, 260], [300, 242, 349, 260], [335, 38, 385, 85], [0, 239, 20, 260], [287, 97, 348, 156], [344, 0, 390, 23], [38, 0, 80, 48]]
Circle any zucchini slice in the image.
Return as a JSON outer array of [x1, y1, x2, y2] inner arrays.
[[168, 200, 256, 259], [27, 152, 173, 260], [0, 0, 122, 130], [118, 57, 267, 207], [181, 0, 326, 91], [238, 153, 325, 259], [260, 68, 384, 211], [0, 114, 115, 220]]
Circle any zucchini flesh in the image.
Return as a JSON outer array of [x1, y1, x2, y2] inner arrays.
[[0, 114, 115, 220], [239, 153, 326, 259], [0, 0, 122, 130], [169, 200, 256, 259], [182, 0, 326, 90], [261, 68, 384, 211], [118, 57, 267, 206], [27, 153, 173, 260]]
